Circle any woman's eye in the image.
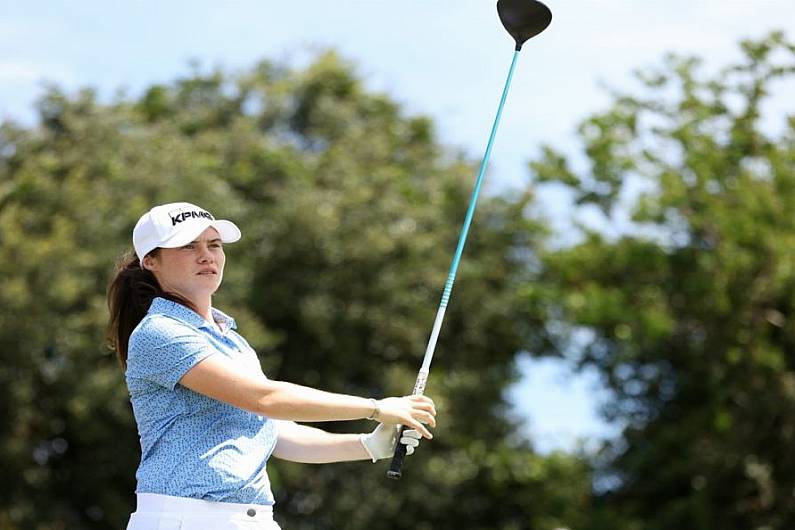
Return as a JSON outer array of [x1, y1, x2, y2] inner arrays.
[[182, 244, 195, 250]]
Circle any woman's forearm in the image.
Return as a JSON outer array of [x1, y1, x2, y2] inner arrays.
[[258, 380, 376, 422], [272, 421, 370, 463]]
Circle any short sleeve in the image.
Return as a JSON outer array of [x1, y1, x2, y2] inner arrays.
[[127, 316, 216, 390]]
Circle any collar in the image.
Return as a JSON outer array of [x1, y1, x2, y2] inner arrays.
[[149, 297, 237, 333]]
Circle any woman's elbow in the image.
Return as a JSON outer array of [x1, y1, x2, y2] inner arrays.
[[253, 381, 291, 418]]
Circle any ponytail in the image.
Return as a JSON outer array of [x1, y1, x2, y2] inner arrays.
[[106, 251, 162, 369], [106, 250, 194, 370]]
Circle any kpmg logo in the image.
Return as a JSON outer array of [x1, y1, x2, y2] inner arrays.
[[169, 208, 215, 226]]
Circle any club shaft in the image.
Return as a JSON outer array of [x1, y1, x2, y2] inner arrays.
[[388, 50, 521, 479], [419, 49, 520, 375]]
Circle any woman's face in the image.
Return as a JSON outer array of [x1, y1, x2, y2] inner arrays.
[[143, 227, 226, 304]]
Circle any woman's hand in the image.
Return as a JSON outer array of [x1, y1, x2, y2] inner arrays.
[[372, 395, 436, 439], [360, 424, 422, 463]]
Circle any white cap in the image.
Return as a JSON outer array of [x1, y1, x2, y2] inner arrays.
[[132, 202, 242, 260]]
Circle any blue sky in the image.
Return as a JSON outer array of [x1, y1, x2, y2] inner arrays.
[[2, 0, 794, 453]]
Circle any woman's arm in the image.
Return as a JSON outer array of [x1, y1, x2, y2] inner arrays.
[[271, 420, 423, 464], [271, 420, 369, 463], [178, 353, 436, 437]]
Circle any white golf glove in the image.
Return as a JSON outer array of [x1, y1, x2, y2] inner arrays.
[[360, 423, 422, 463]]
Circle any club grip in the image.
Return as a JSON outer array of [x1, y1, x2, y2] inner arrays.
[[386, 425, 408, 480]]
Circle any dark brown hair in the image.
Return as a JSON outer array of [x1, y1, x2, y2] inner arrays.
[[106, 250, 195, 369]]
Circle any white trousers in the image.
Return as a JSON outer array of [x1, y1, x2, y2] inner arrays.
[[126, 493, 282, 530]]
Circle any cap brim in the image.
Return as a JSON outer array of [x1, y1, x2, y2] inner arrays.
[[159, 219, 242, 249]]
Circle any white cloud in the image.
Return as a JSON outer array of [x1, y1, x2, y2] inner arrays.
[[0, 61, 78, 86], [0, 62, 45, 83]]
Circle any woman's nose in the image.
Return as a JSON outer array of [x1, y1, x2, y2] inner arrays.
[[197, 246, 214, 263]]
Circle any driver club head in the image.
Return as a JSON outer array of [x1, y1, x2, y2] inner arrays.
[[497, 0, 552, 50]]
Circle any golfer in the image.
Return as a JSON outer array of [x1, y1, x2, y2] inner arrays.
[[107, 202, 437, 530]]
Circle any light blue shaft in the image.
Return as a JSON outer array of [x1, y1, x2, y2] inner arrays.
[[413, 49, 522, 393]]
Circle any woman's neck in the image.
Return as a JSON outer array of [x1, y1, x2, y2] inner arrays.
[[191, 298, 213, 323], [165, 290, 212, 323]]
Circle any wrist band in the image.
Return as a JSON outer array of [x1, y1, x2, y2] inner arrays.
[[367, 398, 380, 421]]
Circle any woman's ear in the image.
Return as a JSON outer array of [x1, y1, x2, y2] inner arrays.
[[141, 255, 157, 272]]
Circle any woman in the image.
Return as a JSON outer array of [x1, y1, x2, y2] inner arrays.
[[107, 202, 437, 530]]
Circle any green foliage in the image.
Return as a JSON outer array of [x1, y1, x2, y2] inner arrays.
[[11, 28, 793, 530], [532, 32, 795, 529], [0, 51, 591, 529]]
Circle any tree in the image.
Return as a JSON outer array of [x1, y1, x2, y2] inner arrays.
[[531, 32, 795, 529], [0, 52, 595, 529]]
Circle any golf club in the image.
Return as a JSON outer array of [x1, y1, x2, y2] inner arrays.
[[387, 0, 552, 480]]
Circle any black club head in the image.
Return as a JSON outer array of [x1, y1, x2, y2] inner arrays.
[[497, 0, 552, 51]]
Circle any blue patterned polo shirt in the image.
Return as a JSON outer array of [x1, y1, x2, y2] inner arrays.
[[125, 297, 278, 505]]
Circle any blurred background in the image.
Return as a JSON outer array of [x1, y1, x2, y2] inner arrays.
[[1, 1, 795, 528]]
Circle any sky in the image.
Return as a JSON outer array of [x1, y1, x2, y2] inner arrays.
[[2, 0, 794, 453]]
